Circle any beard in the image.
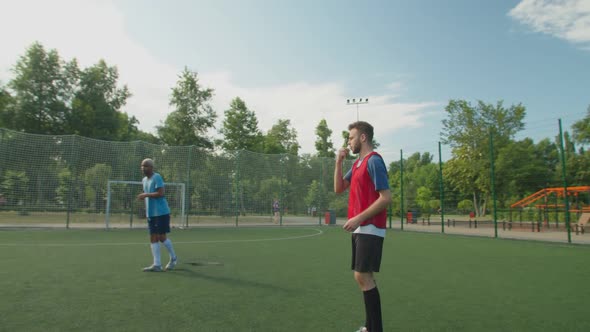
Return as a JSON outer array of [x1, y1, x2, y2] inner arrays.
[[351, 142, 361, 154]]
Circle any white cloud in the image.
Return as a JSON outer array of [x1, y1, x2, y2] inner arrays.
[[509, 0, 590, 45], [202, 73, 438, 159], [0, 0, 437, 162]]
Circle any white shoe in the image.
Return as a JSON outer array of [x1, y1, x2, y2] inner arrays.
[[142, 264, 163, 272], [355, 327, 368, 332], [165, 257, 177, 271]]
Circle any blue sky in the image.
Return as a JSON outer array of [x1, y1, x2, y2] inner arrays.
[[1, 0, 589, 163]]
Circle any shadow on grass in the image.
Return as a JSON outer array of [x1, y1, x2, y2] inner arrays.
[[163, 261, 294, 294]]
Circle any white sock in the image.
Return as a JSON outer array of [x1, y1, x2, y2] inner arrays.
[[162, 239, 177, 260], [150, 242, 161, 266]]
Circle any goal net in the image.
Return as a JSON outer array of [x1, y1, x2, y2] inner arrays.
[[105, 180, 186, 229]]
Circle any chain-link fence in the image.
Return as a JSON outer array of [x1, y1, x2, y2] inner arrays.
[[3, 119, 589, 245], [394, 119, 590, 244], [0, 128, 355, 229]]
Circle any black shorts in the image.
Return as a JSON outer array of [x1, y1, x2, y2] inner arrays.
[[148, 214, 171, 234], [351, 233, 384, 273]]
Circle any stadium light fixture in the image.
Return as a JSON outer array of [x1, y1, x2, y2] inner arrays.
[[346, 97, 369, 121]]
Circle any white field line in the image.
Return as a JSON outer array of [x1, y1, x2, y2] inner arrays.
[[0, 228, 324, 247]]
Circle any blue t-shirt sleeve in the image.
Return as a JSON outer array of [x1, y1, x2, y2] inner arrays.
[[344, 168, 352, 182], [154, 174, 165, 190], [367, 155, 389, 191]]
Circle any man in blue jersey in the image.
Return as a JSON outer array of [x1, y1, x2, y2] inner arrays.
[[137, 158, 177, 272], [334, 121, 390, 332]]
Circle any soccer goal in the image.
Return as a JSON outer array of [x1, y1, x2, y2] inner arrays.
[[105, 180, 186, 230]]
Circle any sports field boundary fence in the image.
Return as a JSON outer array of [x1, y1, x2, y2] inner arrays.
[[1, 124, 588, 244], [395, 119, 589, 244], [0, 128, 352, 229]]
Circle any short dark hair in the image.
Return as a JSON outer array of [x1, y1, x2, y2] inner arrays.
[[348, 121, 374, 142]]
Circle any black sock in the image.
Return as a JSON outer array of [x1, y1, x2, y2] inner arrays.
[[363, 287, 383, 332], [363, 291, 370, 329]]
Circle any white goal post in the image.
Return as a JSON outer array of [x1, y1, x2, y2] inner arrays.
[[105, 180, 186, 229]]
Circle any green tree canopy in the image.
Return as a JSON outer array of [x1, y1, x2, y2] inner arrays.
[[495, 138, 556, 197], [441, 99, 526, 216], [1, 170, 29, 206], [67, 59, 132, 140], [572, 105, 590, 145], [219, 97, 263, 152], [4, 42, 153, 141], [8, 42, 76, 134], [0, 82, 14, 128], [314, 119, 335, 158], [263, 119, 300, 155], [158, 67, 216, 148]]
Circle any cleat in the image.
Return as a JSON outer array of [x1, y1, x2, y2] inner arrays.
[[165, 257, 177, 271], [142, 264, 163, 272]]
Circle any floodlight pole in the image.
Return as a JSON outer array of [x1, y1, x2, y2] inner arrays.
[[346, 98, 369, 121]]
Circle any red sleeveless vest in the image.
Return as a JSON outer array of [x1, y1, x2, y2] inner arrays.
[[348, 152, 387, 229]]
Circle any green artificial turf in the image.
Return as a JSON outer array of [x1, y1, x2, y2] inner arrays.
[[1, 227, 589, 331]]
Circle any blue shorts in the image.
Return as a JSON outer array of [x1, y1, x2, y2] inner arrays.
[[147, 214, 171, 234]]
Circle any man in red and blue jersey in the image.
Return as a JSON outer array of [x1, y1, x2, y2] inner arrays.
[[334, 121, 391, 332]]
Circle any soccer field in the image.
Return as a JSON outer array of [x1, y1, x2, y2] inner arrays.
[[1, 226, 589, 331]]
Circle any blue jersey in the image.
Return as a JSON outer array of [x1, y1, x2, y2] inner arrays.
[[142, 173, 170, 218]]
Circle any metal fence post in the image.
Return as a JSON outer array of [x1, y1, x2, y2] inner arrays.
[[438, 142, 445, 234], [400, 149, 404, 230], [558, 119, 571, 243], [489, 130, 498, 238]]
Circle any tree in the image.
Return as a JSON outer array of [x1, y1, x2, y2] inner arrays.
[[557, 130, 590, 187], [116, 114, 160, 143], [0, 83, 14, 128], [304, 180, 325, 212], [388, 152, 439, 217], [219, 97, 263, 152], [457, 199, 473, 213], [314, 119, 335, 158], [416, 186, 434, 215], [67, 59, 132, 140], [341, 130, 349, 148], [158, 67, 216, 148], [1, 170, 29, 206], [5, 42, 145, 141], [8, 42, 76, 134], [56, 168, 72, 207], [495, 138, 556, 198], [84, 163, 112, 212], [572, 105, 590, 145], [565, 149, 590, 186], [130, 129, 161, 144], [441, 99, 526, 216], [263, 119, 300, 155]]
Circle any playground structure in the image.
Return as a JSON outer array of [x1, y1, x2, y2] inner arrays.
[[510, 186, 590, 234]]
